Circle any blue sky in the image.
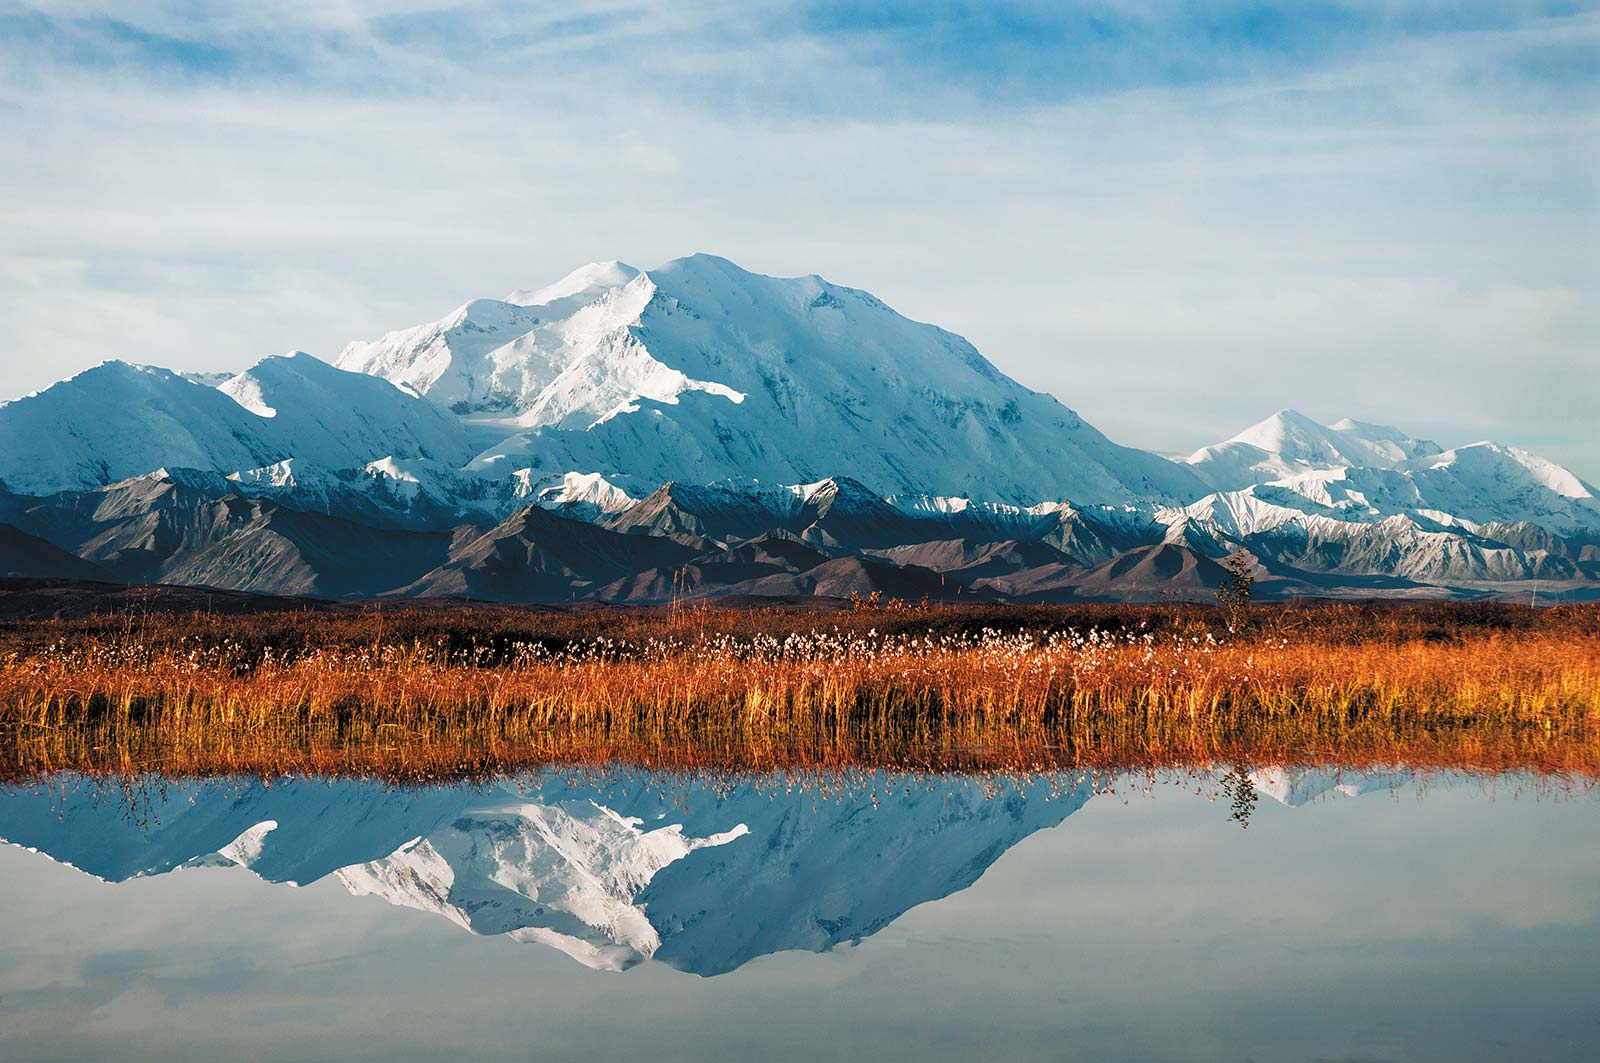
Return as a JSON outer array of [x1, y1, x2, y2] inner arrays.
[[4, 3, 1592, 112], [1, 1, 1596, 469]]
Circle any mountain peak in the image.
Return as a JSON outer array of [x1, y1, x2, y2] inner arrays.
[[1331, 416, 1400, 438], [1422, 441, 1596, 502], [337, 254, 1205, 505], [1191, 409, 1446, 492], [223, 352, 373, 416], [76, 359, 182, 385], [1227, 408, 1326, 450], [505, 260, 640, 308], [653, 252, 747, 277], [0, 359, 289, 493]]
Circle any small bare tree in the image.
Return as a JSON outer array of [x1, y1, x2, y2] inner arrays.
[[1216, 550, 1254, 632]]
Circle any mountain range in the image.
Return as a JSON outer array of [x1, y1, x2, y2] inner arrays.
[[2, 254, 1596, 604]]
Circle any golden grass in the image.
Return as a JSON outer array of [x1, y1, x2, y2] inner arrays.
[[2, 602, 1597, 784]]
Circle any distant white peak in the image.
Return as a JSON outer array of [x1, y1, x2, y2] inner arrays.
[[11, 359, 233, 406], [654, 252, 795, 288], [504, 275, 745, 432], [1187, 410, 1444, 494], [87, 358, 157, 375], [899, 494, 974, 514], [332, 252, 1208, 505], [506, 260, 641, 307], [333, 299, 547, 408], [1218, 409, 1434, 460], [107, 467, 178, 489], [789, 477, 848, 501], [1330, 417, 1407, 443], [229, 459, 304, 489], [1506, 444, 1561, 471], [1330, 418, 1440, 463], [44, 359, 176, 393], [535, 471, 635, 513], [442, 298, 542, 331], [365, 455, 434, 484], [219, 352, 338, 418], [1226, 408, 1329, 452], [1421, 442, 1595, 500], [544, 268, 659, 343]]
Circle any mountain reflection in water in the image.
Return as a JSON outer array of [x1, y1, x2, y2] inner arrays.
[[0, 767, 1429, 975]]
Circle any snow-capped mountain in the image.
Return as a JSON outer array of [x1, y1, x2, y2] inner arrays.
[[0, 355, 476, 495], [1142, 412, 1600, 593], [504, 259, 643, 310], [1185, 409, 1442, 491], [334, 261, 647, 416], [0, 361, 289, 496], [339, 254, 1204, 505], [1178, 445, 1600, 537]]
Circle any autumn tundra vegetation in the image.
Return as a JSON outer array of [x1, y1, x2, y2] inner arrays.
[[1, 595, 1595, 785]]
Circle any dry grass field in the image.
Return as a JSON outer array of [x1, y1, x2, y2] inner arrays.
[[2, 600, 1596, 784]]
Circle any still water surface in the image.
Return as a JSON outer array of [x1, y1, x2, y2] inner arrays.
[[0, 768, 1596, 1062]]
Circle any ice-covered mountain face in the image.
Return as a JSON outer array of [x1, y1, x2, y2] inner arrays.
[[0, 355, 477, 495], [218, 353, 476, 468], [0, 771, 1092, 975], [333, 300, 550, 416], [0, 361, 289, 496], [1399, 443, 1600, 532], [1185, 410, 1442, 492], [339, 254, 1205, 506]]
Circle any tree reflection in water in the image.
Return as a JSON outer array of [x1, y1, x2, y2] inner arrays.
[[1223, 765, 1258, 828]]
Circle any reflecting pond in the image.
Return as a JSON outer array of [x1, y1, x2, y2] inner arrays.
[[1, 768, 1597, 1061]]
